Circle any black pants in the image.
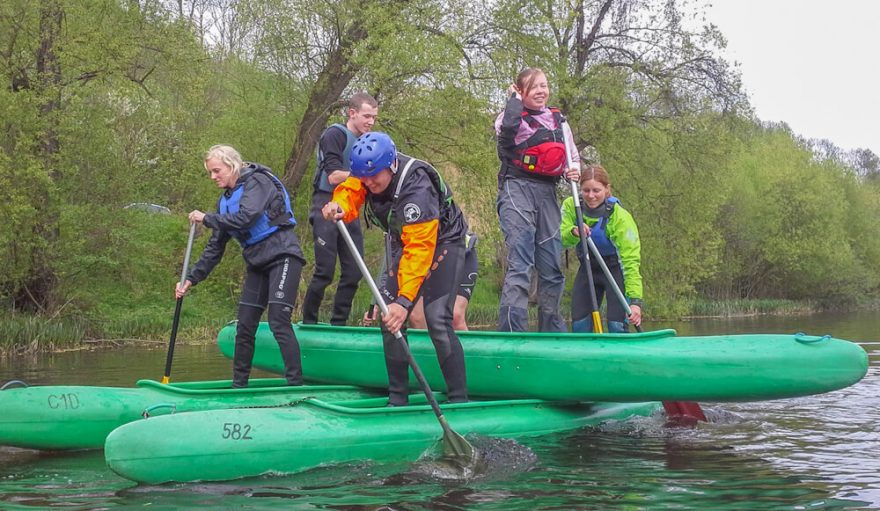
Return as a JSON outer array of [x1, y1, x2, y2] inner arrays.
[[302, 192, 364, 325], [571, 255, 627, 331], [382, 241, 468, 405], [234, 256, 303, 387]]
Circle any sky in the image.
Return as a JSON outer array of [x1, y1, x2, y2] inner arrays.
[[703, 0, 880, 156]]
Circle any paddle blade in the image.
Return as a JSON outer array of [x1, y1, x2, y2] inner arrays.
[[442, 428, 476, 459], [591, 312, 604, 334], [438, 415, 479, 468], [441, 427, 481, 478], [663, 401, 708, 426]]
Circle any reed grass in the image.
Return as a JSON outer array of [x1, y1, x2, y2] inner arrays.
[[684, 298, 817, 318], [0, 315, 87, 354]]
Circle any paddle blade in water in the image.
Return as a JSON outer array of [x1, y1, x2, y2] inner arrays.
[[443, 429, 475, 459], [663, 401, 708, 426]]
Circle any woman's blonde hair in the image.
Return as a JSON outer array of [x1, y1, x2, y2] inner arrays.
[[204, 145, 244, 175]]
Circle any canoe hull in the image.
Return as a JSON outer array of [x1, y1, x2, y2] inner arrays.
[[217, 323, 869, 402], [104, 397, 660, 484], [0, 378, 379, 450]]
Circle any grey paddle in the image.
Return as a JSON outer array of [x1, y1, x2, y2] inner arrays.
[[335, 217, 477, 462], [561, 119, 603, 333], [583, 236, 707, 422]]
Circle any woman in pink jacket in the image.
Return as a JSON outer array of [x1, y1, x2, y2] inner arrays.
[[494, 67, 580, 332]]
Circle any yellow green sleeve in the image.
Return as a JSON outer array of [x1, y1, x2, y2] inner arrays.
[[560, 197, 579, 247], [606, 207, 643, 300]]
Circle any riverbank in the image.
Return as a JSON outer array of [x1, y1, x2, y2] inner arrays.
[[1, 297, 858, 356], [0, 314, 229, 356]]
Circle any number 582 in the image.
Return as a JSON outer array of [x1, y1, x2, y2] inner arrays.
[[221, 422, 253, 440]]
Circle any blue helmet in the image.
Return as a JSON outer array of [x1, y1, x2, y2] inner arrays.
[[349, 132, 396, 177]]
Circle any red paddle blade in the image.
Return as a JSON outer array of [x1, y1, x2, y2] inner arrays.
[[662, 401, 707, 425]]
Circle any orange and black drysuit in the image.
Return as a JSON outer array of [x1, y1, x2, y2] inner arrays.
[[333, 153, 469, 405]]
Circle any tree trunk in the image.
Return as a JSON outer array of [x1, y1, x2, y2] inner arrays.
[[37, 0, 62, 164], [281, 20, 367, 197], [18, 0, 64, 312]]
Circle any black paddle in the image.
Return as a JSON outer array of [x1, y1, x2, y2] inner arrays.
[[335, 217, 477, 463], [162, 222, 197, 384], [561, 121, 603, 333]]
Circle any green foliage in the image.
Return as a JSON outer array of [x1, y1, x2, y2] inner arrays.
[[704, 124, 880, 306], [0, 152, 51, 305], [686, 298, 815, 318], [196, 58, 307, 176], [2, 0, 880, 349], [0, 315, 87, 353]]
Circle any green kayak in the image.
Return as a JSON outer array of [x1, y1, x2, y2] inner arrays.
[[105, 395, 660, 484], [217, 322, 868, 402], [0, 378, 379, 450]]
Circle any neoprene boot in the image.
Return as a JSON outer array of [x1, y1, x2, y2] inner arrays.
[[571, 317, 593, 333], [232, 309, 261, 388], [607, 320, 628, 333], [440, 354, 468, 403], [385, 358, 410, 406], [300, 290, 323, 324]]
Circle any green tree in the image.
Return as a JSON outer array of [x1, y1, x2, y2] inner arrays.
[[0, 0, 210, 313]]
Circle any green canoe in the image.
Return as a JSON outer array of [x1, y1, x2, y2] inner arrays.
[[217, 322, 868, 402], [0, 378, 379, 450], [105, 395, 660, 484]]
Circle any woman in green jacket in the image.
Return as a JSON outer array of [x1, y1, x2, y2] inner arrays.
[[561, 164, 643, 332]]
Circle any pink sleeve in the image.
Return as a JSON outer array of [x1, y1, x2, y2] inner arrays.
[[563, 121, 580, 165]]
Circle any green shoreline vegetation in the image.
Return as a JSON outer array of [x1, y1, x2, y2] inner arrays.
[[0, 297, 851, 355], [0, 255, 859, 356], [3, 2, 879, 356]]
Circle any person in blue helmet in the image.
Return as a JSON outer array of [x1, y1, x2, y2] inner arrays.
[[321, 132, 469, 406], [176, 144, 306, 388]]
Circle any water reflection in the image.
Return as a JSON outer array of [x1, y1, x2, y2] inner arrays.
[[648, 309, 880, 343]]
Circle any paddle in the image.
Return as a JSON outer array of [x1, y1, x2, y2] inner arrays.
[[561, 121, 705, 424], [562, 122, 603, 334], [162, 222, 197, 384], [583, 236, 707, 423], [335, 216, 477, 463]]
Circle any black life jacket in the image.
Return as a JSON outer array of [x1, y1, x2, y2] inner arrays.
[[313, 124, 357, 193], [364, 154, 467, 243]]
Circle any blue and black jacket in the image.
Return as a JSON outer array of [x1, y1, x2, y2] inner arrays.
[[188, 163, 305, 285]]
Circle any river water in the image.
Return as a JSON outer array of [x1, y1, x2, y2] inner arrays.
[[0, 311, 877, 510]]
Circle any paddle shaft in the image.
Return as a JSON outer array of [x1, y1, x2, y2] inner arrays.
[[162, 223, 197, 384], [562, 120, 603, 333], [583, 237, 637, 328], [335, 218, 460, 437], [578, 190, 707, 423]]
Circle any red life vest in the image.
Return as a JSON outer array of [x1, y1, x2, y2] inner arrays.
[[510, 107, 567, 177]]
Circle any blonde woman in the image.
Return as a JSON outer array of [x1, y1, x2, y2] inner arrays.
[[175, 145, 306, 388]]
